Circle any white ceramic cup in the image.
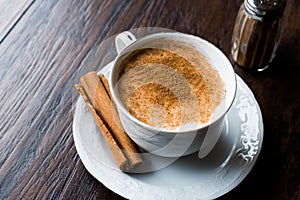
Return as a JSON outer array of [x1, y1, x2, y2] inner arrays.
[[109, 31, 236, 157]]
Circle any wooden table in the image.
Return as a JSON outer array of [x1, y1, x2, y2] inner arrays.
[[1, 0, 299, 199]]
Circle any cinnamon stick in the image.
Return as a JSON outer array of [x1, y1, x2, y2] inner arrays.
[[75, 71, 142, 172], [99, 74, 112, 98], [75, 84, 128, 170]]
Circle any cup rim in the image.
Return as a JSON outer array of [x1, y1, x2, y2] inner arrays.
[[110, 32, 237, 134]]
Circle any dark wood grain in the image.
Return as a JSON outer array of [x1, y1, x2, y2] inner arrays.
[[0, 0, 299, 199]]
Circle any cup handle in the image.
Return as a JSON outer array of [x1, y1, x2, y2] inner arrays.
[[115, 31, 137, 54]]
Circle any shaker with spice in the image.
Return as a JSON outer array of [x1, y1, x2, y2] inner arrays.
[[231, 0, 286, 71]]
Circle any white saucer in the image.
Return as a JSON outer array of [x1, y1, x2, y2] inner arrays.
[[72, 61, 263, 200]]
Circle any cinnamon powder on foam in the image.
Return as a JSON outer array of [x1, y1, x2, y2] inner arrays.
[[117, 40, 226, 130]]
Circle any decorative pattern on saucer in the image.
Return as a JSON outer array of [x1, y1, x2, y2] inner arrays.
[[236, 83, 260, 164]]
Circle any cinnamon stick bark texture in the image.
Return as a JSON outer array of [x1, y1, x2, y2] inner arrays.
[[75, 71, 142, 172]]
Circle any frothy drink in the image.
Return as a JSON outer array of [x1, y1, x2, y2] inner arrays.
[[117, 39, 226, 130]]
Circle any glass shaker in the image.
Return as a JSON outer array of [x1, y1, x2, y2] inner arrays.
[[231, 0, 286, 71]]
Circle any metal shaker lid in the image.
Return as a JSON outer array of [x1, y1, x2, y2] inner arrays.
[[244, 0, 286, 21]]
